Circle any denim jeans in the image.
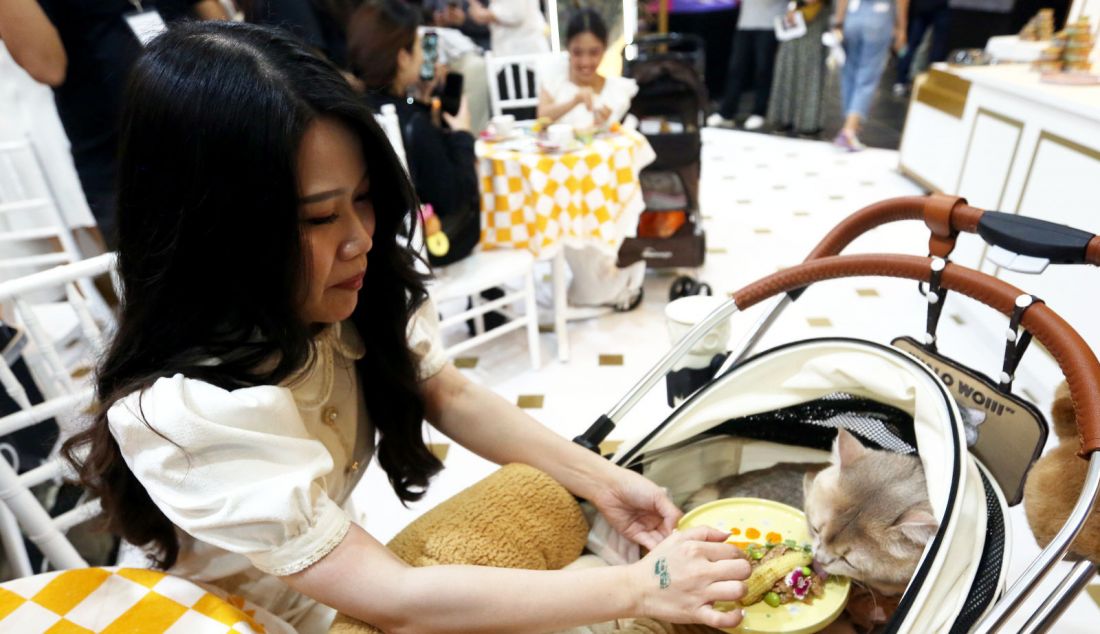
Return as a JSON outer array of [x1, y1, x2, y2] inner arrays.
[[841, 1, 895, 120]]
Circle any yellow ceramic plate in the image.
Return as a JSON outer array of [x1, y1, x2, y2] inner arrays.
[[678, 498, 850, 634]]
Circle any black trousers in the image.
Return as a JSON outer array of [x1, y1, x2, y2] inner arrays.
[[717, 29, 779, 119], [897, 5, 952, 85]]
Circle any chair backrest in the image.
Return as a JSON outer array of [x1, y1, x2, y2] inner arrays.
[[0, 253, 117, 578], [0, 138, 88, 283], [374, 103, 408, 172], [486, 52, 565, 119]]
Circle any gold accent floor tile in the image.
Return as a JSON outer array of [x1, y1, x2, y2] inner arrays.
[[599, 440, 623, 456], [753, 228, 772, 234], [454, 357, 479, 369], [428, 443, 450, 461], [517, 395, 544, 409], [793, 210, 810, 217], [829, 194, 844, 201], [807, 317, 833, 328], [707, 247, 729, 254], [599, 354, 624, 366], [950, 314, 966, 325], [805, 171, 818, 177], [772, 185, 786, 190], [860, 181, 875, 186], [856, 288, 879, 297], [737, 199, 752, 205]]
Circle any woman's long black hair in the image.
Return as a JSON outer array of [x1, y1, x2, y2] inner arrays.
[[62, 21, 443, 569]]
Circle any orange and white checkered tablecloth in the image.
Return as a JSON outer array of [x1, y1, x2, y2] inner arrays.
[[0, 567, 294, 633], [477, 129, 656, 257]]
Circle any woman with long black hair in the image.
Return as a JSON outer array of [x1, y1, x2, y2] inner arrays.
[[63, 21, 749, 634]]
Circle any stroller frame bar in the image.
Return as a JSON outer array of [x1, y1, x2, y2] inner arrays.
[[975, 453, 1100, 633], [1018, 557, 1099, 634]]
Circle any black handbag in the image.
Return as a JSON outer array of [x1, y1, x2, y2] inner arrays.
[[0, 322, 60, 474]]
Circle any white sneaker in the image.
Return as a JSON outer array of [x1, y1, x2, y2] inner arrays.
[[743, 115, 765, 130], [706, 113, 736, 129]]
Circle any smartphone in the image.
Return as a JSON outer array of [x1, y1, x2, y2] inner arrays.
[[420, 31, 439, 82], [437, 72, 464, 116]]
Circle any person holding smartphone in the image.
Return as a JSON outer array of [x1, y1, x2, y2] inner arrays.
[[348, 0, 481, 266]]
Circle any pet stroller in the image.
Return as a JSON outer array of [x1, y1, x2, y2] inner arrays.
[[618, 33, 708, 272], [576, 195, 1100, 633]]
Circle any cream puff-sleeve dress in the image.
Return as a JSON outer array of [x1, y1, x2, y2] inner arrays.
[[107, 300, 448, 633]]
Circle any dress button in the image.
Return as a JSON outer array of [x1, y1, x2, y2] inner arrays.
[[345, 460, 360, 475], [321, 406, 339, 426]]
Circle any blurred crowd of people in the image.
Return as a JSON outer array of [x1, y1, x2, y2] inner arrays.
[[1, 0, 979, 252]]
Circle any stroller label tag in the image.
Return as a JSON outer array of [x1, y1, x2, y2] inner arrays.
[[892, 336, 1047, 505]]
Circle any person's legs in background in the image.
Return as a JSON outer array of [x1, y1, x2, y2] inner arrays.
[[894, 9, 931, 91], [838, 18, 864, 140], [928, 4, 952, 64], [708, 31, 754, 127], [563, 245, 645, 310], [746, 30, 779, 130], [837, 8, 894, 151]]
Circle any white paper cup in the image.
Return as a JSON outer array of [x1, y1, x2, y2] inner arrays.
[[547, 123, 574, 146], [491, 114, 515, 136], [664, 296, 732, 370]]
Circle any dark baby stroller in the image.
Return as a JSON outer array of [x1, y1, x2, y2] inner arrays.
[[578, 195, 1100, 633], [617, 33, 708, 271]]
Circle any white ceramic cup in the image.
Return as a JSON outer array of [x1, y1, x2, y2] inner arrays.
[[491, 114, 515, 137], [547, 123, 574, 146], [664, 296, 732, 371]]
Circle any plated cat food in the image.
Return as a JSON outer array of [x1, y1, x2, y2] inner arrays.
[[678, 497, 850, 634]]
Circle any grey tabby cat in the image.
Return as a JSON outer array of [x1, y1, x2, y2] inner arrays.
[[685, 429, 938, 596]]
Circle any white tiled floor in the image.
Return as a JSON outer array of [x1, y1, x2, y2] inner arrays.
[[352, 129, 1099, 631]]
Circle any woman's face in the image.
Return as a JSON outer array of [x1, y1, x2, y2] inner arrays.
[[568, 32, 605, 85], [297, 117, 375, 324], [396, 32, 424, 92]]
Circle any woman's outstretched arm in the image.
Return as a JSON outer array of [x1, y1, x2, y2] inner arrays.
[[283, 521, 749, 634]]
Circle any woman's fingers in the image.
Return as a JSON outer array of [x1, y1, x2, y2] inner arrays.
[[710, 557, 752, 581], [697, 604, 744, 630], [705, 579, 747, 604], [678, 525, 730, 544], [694, 540, 745, 563]]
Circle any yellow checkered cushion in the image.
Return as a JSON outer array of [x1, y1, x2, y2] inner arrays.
[[0, 567, 293, 633]]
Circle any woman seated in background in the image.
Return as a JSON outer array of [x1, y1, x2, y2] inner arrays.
[[347, 0, 480, 266], [537, 9, 637, 130], [537, 9, 645, 311]]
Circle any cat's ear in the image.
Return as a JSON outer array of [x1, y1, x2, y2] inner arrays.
[[803, 470, 817, 501], [889, 507, 939, 546], [832, 429, 866, 468]]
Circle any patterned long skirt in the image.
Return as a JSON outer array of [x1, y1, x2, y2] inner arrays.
[[766, 16, 828, 134]]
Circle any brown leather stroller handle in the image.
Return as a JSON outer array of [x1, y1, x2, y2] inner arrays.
[[805, 195, 982, 261], [806, 194, 1100, 265], [730, 253, 1100, 457]]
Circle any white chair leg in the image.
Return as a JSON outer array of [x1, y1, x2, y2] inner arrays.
[[523, 269, 540, 370], [552, 250, 569, 362], [471, 295, 486, 336], [0, 502, 33, 578]]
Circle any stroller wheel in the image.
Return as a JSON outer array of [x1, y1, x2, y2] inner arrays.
[[669, 276, 712, 301]]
